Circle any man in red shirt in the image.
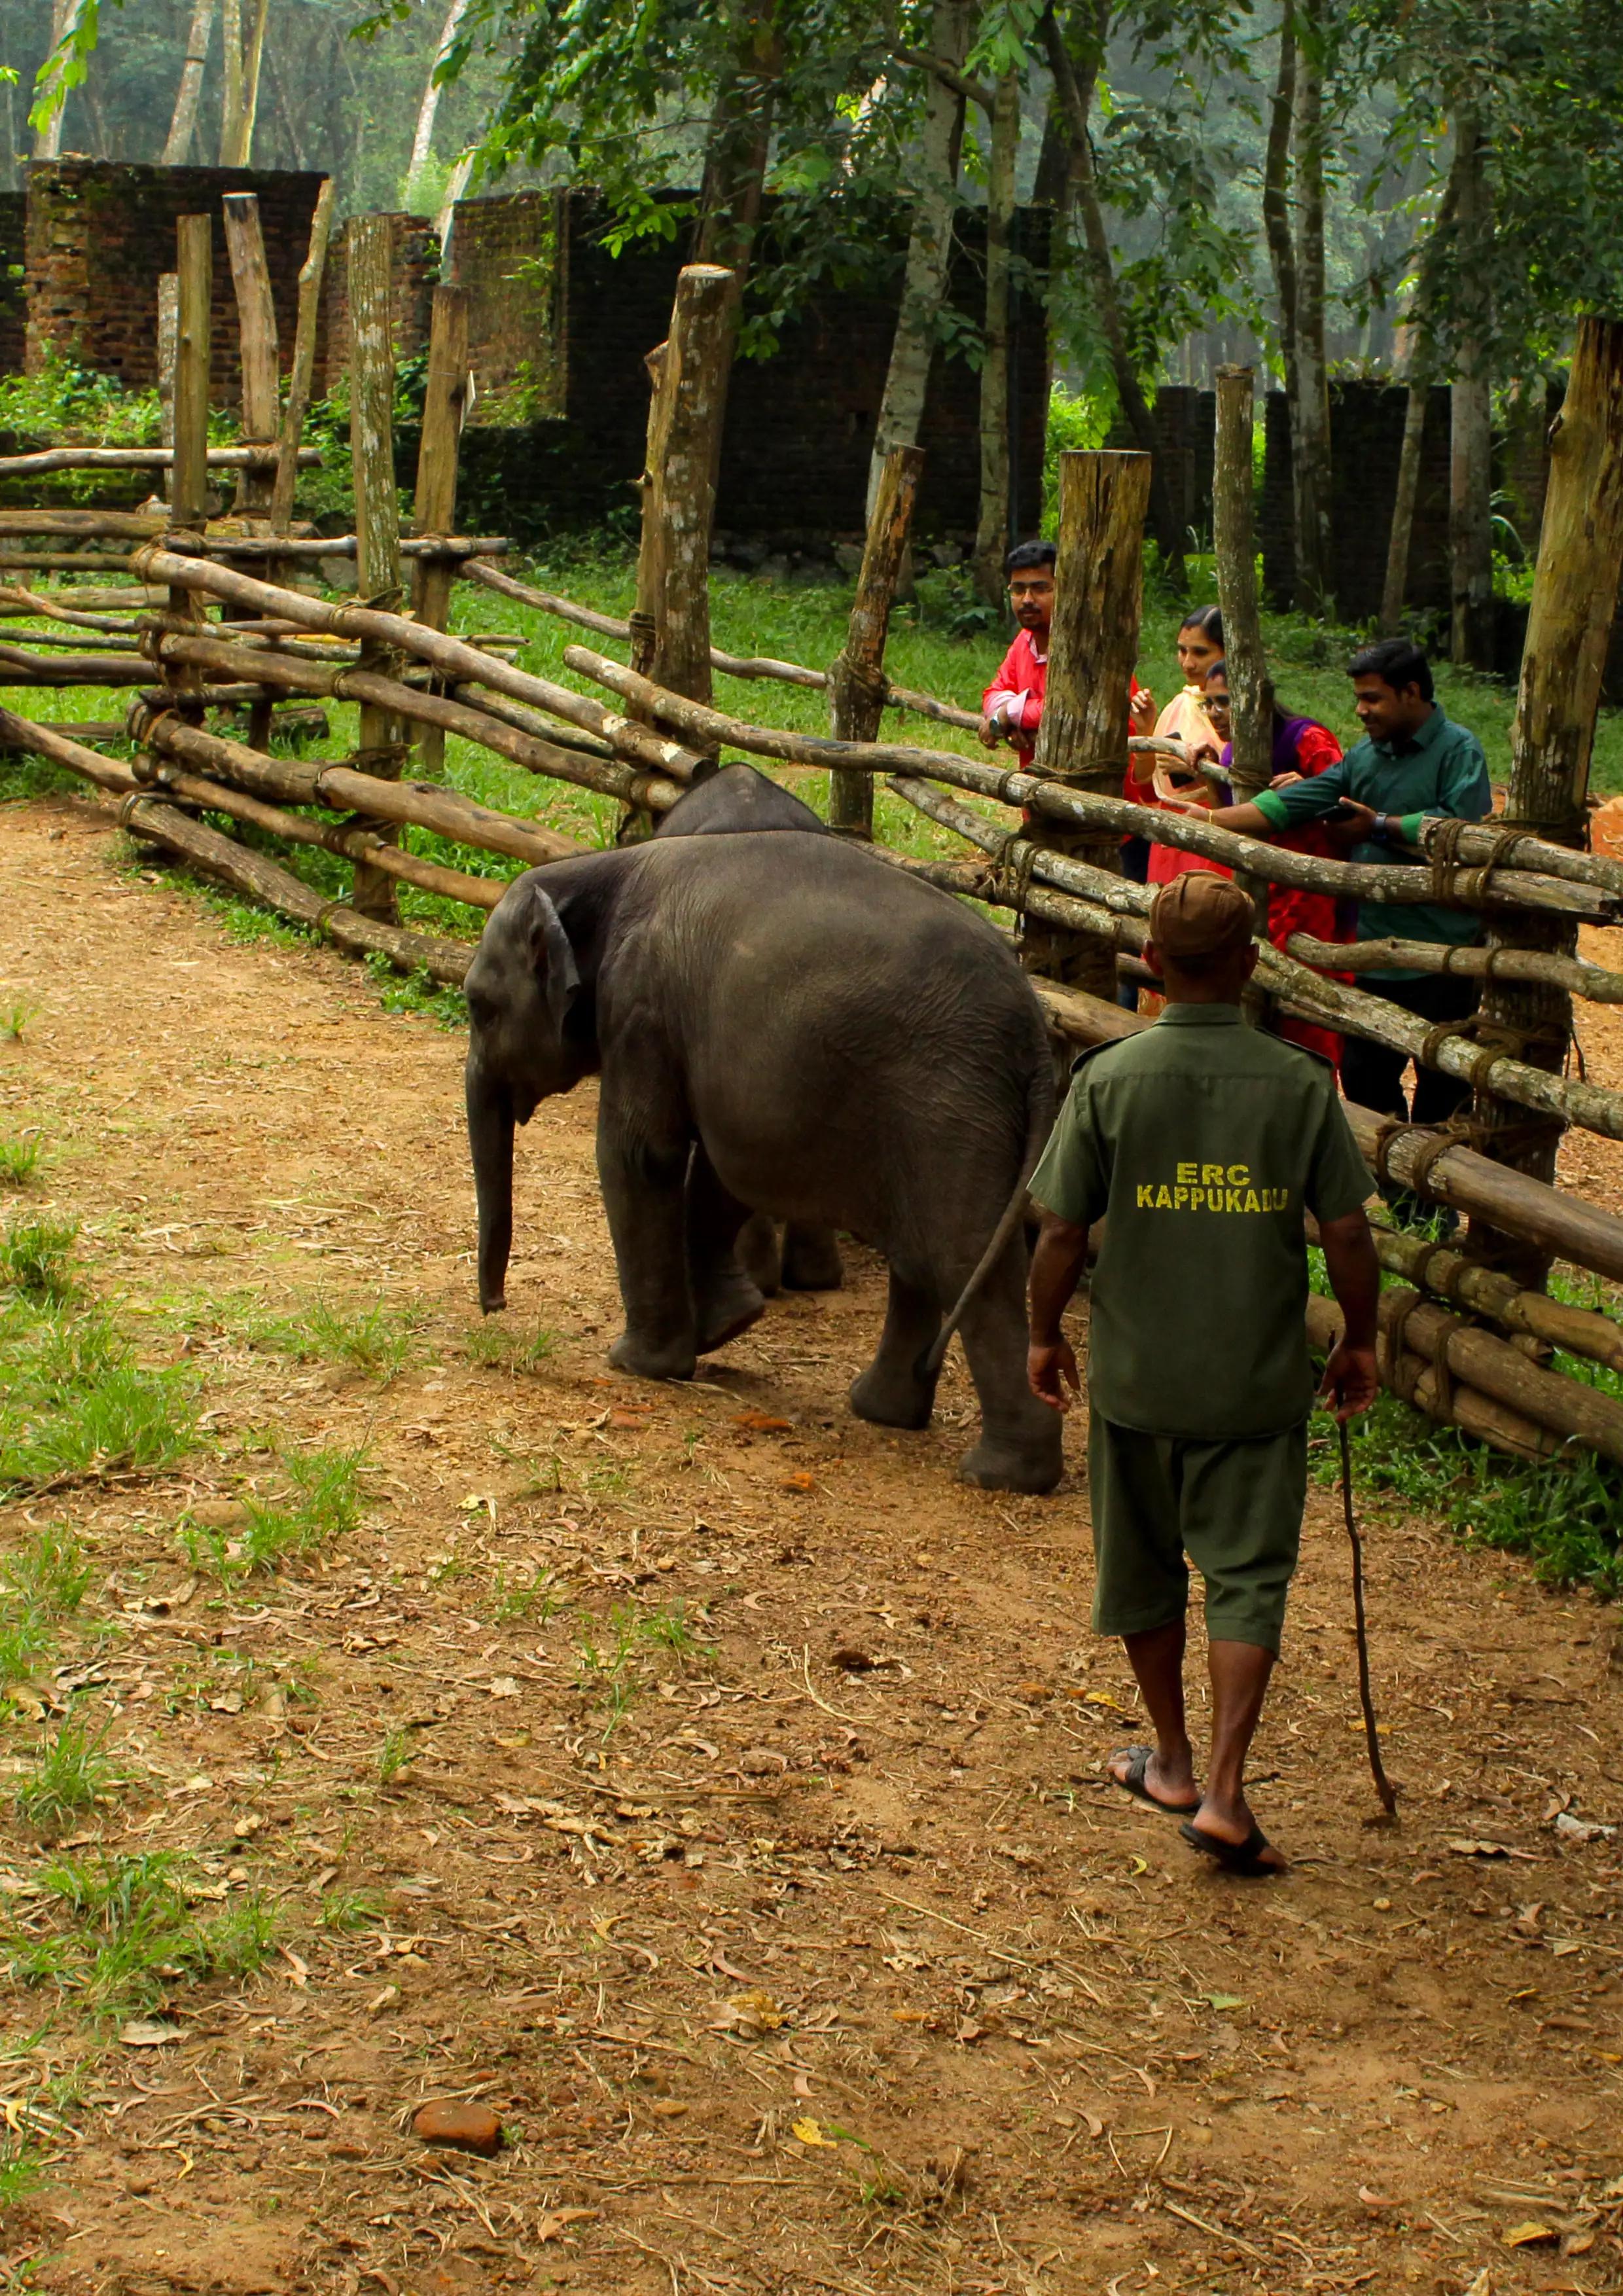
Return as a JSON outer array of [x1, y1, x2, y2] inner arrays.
[[980, 539, 1154, 762]]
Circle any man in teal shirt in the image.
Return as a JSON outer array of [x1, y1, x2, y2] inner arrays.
[[1205, 638, 1491, 1124]]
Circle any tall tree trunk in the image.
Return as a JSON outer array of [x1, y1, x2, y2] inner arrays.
[[32, 0, 88, 160], [219, 0, 243, 165], [1380, 153, 1461, 632], [1043, 4, 1185, 581], [163, 0, 217, 164], [218, 0, 270, 167], [403, 0, 472, 208], [1260, 3, 1299, 434], [971, 70, 1020, 604], [1289, 0, 1332, 613], [1448, 105, 1495, 670], [868, 0, 972, 519], [1467, 318, 1623, 1283]]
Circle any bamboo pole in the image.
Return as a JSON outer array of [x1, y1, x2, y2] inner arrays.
[[558, 651, 1616, 922], [221, 193, 280, 517], [410, 285, 471, 778], [1022, 449, 1151, 996], [1364, 1221, 1623, 1376], [139, 762, 511, 909], [129, 547, 704, 781], [1306, 1293, 1560, 1462], [346, 213, 406, 923], [0, 520, 508, 554], [137, 660, 683, 825], [270, 179, 336, 536], [1470, 316, 1623, 1284], [121, 798, 473, 986], [459, 556, 986, 728], [1212, 366, 1270, 798], [828, 445, 925, 836]]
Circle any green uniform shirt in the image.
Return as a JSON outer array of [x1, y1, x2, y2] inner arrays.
[[1250, 704, 1491, 977], [1029, 1006, 1371, 1441]]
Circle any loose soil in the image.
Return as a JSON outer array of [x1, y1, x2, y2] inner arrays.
[[3, 786, 1622, 2296]]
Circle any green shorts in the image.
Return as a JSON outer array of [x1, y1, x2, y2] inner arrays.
[[1087, 1414, 1308, 1655]]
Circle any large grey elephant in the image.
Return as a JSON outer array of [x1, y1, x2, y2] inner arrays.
[[463, 822, 1062, 1492], [653, 766, 843, 1295]]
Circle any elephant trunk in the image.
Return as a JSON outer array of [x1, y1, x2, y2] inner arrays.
[[467, 1060, 515, 1314]]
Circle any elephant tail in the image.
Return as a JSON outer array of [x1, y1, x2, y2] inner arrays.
[[916, 1065, 1051, 1387]]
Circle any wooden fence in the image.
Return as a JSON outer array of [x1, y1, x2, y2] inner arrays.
[[6, 202, 1623, 1484]]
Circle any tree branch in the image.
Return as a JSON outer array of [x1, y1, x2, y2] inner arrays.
[[890, 42, 993, 113]]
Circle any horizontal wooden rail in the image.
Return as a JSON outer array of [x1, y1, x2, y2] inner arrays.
[[0, 446, 321, 477]]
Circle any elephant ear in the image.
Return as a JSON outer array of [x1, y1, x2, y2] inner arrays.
[[522, 882, 580, 1036]]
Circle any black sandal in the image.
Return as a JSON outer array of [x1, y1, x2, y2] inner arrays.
[[1179, 1818, 1286, 1877], [1111, 1746, 1200, 1816]]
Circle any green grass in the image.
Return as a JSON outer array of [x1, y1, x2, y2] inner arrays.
[[0, 2136, 45, 2208], [243, 1295, 421, 1383], [0, 1524, 89, 1689], [0, 1217, 79, 1306], [13, 1712, 126, 1836], [575, 1596, 716, 1738], [376, 1726, 418, 1785], [0, 1135, 43, 1189], [179, 1442, 370, 1582], [320, 1887, 385, 1933], [4, 1850, 277, 2018], [490, 1565, 566, 1624], [0, 1001, 41, 1044], [465, 1319, 558, 1374], [0, 1293, 198, 1501]]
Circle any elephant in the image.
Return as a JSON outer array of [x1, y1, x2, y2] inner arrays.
[[653, 766, 844, 1295], [463, 824, 1063, 1493]]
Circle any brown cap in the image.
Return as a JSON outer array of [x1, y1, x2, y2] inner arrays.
[[1149, 871, 1254, 960]]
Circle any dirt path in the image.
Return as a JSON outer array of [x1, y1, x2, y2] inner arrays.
[[2, 785, 1621, 2296]]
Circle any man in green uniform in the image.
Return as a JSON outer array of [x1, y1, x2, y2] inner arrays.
[[1202, 636, 1491, 1125], [1027, 875, 1380, 1876]]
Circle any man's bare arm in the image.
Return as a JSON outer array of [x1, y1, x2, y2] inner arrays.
[[1318, 1208, 1380, 1421], [1027, 1211, 1090, 1412]]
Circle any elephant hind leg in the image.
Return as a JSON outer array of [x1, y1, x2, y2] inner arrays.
[[688, 1151, 768, 1355], [780, 1223, 844, 1291], [735, 1212, 783, 1300], [954, 1242, 1064, 1494], [849, 1269, 940, 1431]]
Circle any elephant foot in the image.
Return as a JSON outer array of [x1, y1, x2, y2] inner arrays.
[[609, 1331, 698, 1382], [849, 1359, 935, 1431], [696, 1274, 767, 1356], [735, 1213, 782, 1299], [957, 1426, 1065, 1495], [780, 1224, 844, 1292]]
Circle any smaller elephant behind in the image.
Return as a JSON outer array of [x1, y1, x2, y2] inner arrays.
[[654, 766, 844, 1296]]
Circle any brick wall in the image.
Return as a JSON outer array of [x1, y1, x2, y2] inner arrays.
[[22, 160, 329, 406], [444, 192, 565, 425], [1262, 381, 1452, 622], [449, 192, 1049, 544], [318, 212, 437, 397], [0, 194, 24, 378]]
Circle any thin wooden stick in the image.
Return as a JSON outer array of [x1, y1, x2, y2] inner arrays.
[[829, 444, 923, 836], [1339, 1422, 1399, 1823], [270, 177, 334, 534]]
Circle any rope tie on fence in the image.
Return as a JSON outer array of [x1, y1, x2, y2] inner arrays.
[[990, 829, 1041, 914], [1429, 817, 1531, 908], [351, 742, 411, 776], [628, 610, 657, 673], [1418, 1009, 1569, 1086], [833, 652, 889, 712]]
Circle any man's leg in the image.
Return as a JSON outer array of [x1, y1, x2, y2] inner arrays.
[[1339, 1010, 1410, 1119], [1178, 1426, 1307, 1871], [1405, 971, 1479, 1126], [1088, 1416, 1200, 1812]]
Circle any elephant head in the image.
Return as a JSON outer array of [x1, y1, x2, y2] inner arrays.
[[463, 874, 583, 1314]]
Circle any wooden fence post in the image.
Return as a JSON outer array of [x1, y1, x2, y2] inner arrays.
[[270, 178, 335, 535], [828, 444, 924, 836], [410, 283, 470, 778], [1212, 367, 1270, 800], [346, 214, 405, 924], [626, 263, 734, 832], [222, 192, 279, 518], [156, 274, 178, 505], [171, 216, 212, 538], [1024, 449, 1151, 996], [164, 216, 213, 714], [1467, 315, 1623, 1282]]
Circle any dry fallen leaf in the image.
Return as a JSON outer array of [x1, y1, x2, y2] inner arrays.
[[792, 2116, 836, 2146], [120, 2019, 183, 2048], [1502, 2221, 1558, 2248], [733, 1412, 793, 1433], [781, 1471, 816, 1493], [537, 2209, 599, 2240], [367, 1984, 401, 2015], [1448, 1839, 1510, 1859]]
